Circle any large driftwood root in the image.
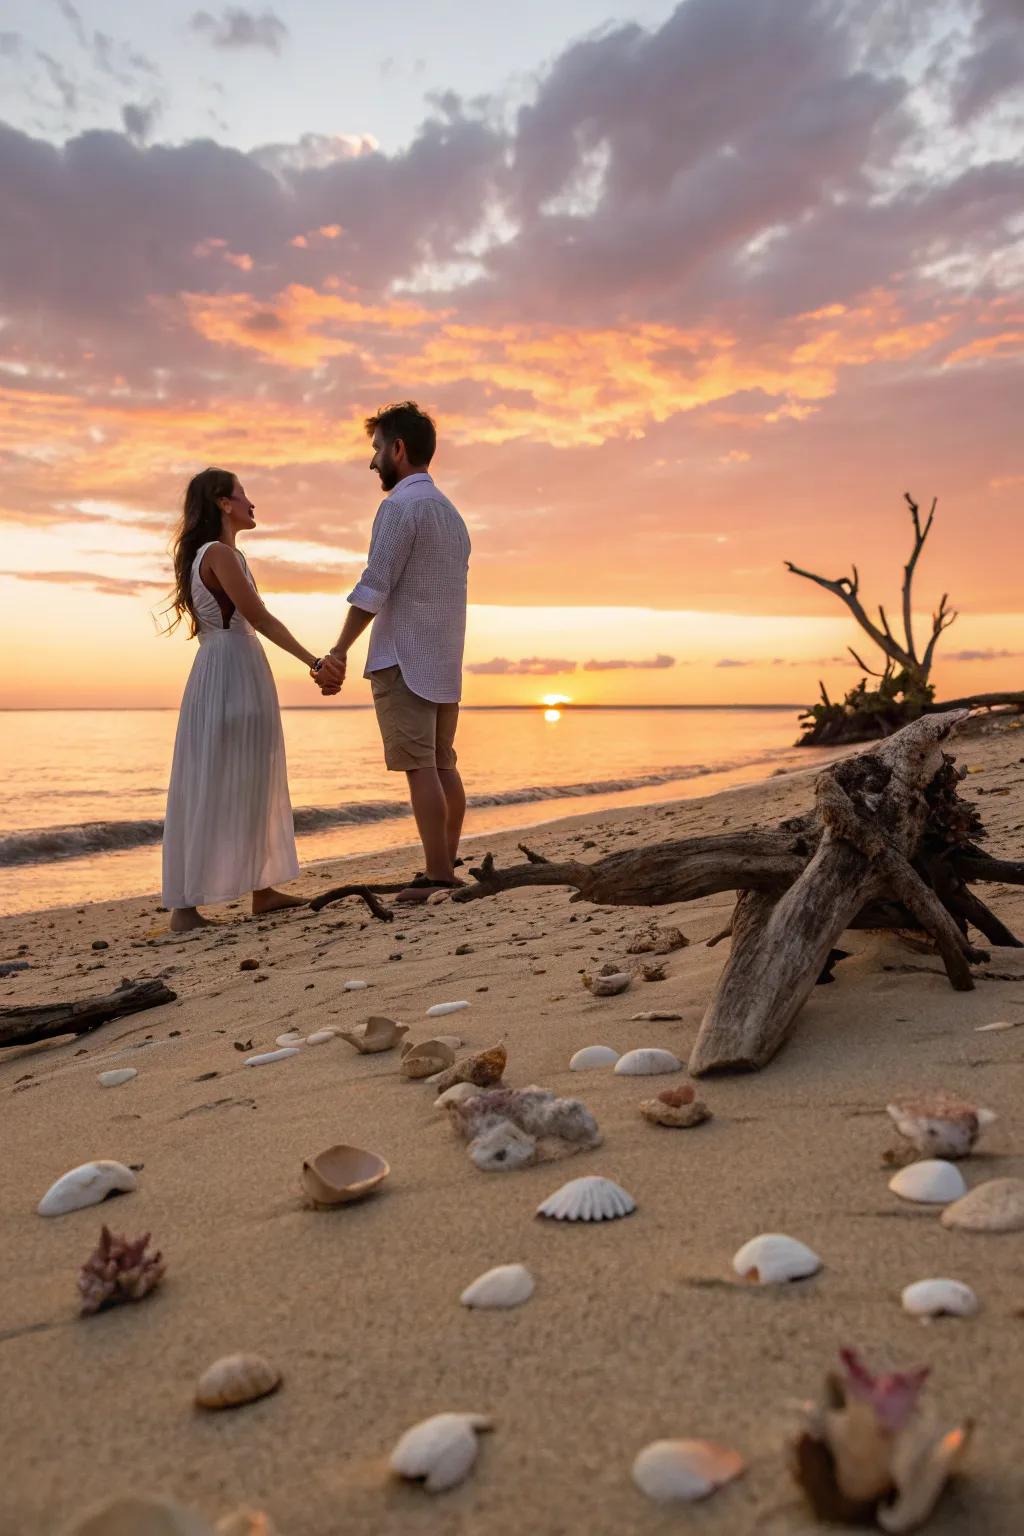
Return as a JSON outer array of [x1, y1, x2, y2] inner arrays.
[[0, 978, 177, 1050], [453, 712, 1022, 1075]]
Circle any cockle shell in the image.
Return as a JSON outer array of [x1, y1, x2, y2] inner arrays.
[[569, 1045, 619, 1070], [195, 1352, 281, 1410], [304, 1029, 336, 1045], [614, 1048, 682, 1076], [301, 1144, 389, 1207], [940, 1176, 1024, 1232], [400, 1039, 456, 1079], [390, 1411, 493, 1492], [901, 1279, 979, 1318], [433, 1081, 483, 1112], [460, 1263, 535, 1309], [426, 1000, 469, 1017], [888, 1159, 967, 1205], [632, 1440, 745, 1503], [886, 1091, 995, 1158], [536, 1175, 636, 1222], [244, 1047, 299, 1067], [98, 1069, 137, 1088], [339, 1016, 408, 1053], [64, 1496, 214, 1535], [583, 970, 632, 996], [432, 1043, 507, 1094], [38, 1160, 137, 1217], [275, 1031, 303, 1047], [732, 1234, 822, 1284]]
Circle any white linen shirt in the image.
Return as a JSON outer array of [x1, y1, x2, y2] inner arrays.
[[347, 472, 471, 704]]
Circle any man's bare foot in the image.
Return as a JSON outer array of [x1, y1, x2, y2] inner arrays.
[[251, 888, 306, 916], [169, 907, 213, 932]]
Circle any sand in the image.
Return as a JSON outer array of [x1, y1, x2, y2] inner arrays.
[[2, 721, 1024, 1536]]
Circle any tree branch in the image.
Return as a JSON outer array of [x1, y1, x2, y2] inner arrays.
[[901, 493, 937, 664], [785, 560, 914, 672]]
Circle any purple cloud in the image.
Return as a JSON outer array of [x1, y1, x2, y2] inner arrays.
[[190, 8, 289, 55], [583, 654, 675, 671], [465, 657, 577, 676]]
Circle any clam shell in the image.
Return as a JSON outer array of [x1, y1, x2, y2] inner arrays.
[[301, 1144, 389, 1207], [304, 1029, 336, 1045], [433, 1081, 484, 1112], [585, 971, 631, 996], [614, 1048, 682, 1076], [732, 1233, 821, 1284], [633, 1439, 745, 1503], [339, 1016, 408, 1053], [401, 1039, 456, 1079], [390, 1411, 493, 1492], [195, 1352, 281, 1410], [64, 1495, 214, 1535], [878, 1421, 974, 1533], [888, 1159, 967, 1205], [426, 1000, 469, 1017], [244, 1047, 299, 1067], [38, 1160, 137, 1217], [536, 1174, 636, 1222], [570, 1045, 620, 1070], [98, 1069, 137, 1088], [901, 1279, 979, 1318], [460, 1263, 535, 1309], [940, 1176, 1024, 1232]]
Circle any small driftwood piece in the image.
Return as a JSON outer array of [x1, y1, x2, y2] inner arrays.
[[306, 884, 397, 919], [454, 712, 1023, 1074], [0, 977, 177, 1050]]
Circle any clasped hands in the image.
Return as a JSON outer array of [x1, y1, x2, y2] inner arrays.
[[311, 651, 346, 696]]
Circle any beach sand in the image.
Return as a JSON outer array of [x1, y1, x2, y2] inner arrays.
[[2, 721, 1024, 1536]]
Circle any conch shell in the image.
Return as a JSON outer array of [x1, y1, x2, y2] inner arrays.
[[432, 1044, 506, 1094], [195, 1352, 281, 1410], [78, 1225, 165, 1315], [338, 1016, 408, 1053]]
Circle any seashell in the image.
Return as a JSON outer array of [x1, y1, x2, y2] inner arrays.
[[460, 1263, 535, 1309], [343, 979, 369, 990], [888, 1159, 966, 1205], [195, 1352, 281, 1410], [536, 1174, 636, 1222], [390, 1411, 493, 1492], [614, 1048, 682, 1076], [38, 1160, 138, 1218], [433, 1081, 484, 1112], [432, 1043, 506, 1094], [400, 1039, 456, 1079], [449, 1086, 602, 1152], [98, 1069, 137, 1088], [886, 1091, 994, 1158], [732, 1233, 821, 1284], [78, 1225, 165, 1315], [631, 1010, 683, 1021], [468, 1120, 537, 1171], [64, 1495, 215, 1535], [901, 1279, 979, 1318], [432, 1034, 463, 1050], [940, 1176, 1024, 1232], [275, 1030, 303, 1047], [632, 1439, 744, 1503], [215, 1510, 279, 1536], [877, 1420, 973, 1533], [301, 1144, 389, 1207], [570, 1045, 620, 1070], [974, 1019, 1019, 1032], [426, 1000, 469, 1017], [583, 970, 631, 996], [339, 1016, 408, 1053], [244, 1047, 299, 1067], [304, 1029, 336, 1045], [639, 1096, 710, 1128]]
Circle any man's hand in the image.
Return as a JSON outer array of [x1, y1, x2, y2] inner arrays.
[[320, 651, 346, 687]]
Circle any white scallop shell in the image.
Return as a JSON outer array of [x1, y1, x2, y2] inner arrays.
[[244, 1047, 300, 1067], [940, 1176, 1024, 1232], [460, 1263, 535, 1309], [570, 1046, 620, 1070], [536, 1175, 636, 1223], [98, 1069, 137, 1088], [343, 980, 369, 991], [731, 1233, 822, 1284], [632, 1439, 745, 1502], [614, 1048, 682, 1076], [426, 1001, 470, 1017], [275, 1031, 303, 1047], [433, 1082, 484, 1112], [304, 1030, 336, 1045], [38, 1159, 138, 1217], [888, 1159, 967, 1204], [901, 1279, 979, 1318], [390, 1411, 492, 1492]]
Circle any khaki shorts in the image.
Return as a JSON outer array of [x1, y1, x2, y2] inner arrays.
[[370, 665, 459, 772]]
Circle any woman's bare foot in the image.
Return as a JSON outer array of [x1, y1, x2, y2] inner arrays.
[[251, 887, 306, 916], [169, 907, 213, 932]]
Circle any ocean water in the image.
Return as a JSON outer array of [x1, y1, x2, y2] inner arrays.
[[0, 707, 824, 914]]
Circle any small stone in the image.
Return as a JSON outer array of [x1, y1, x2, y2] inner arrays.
[[239, 958, 260, 971], [91, 940, 109, 951]]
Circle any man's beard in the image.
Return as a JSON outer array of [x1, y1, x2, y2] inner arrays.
[[377, 459, 398, 491]]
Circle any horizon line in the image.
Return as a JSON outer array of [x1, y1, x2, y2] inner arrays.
[[0, 702, 808, 713]]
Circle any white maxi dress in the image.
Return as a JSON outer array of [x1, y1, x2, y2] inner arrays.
[[162, 542, 299, 909]]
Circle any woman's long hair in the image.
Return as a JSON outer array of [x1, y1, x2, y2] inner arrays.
[[162, 467, 234, 636]]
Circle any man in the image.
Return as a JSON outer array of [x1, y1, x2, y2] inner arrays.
[[314, 401, 471, 903]]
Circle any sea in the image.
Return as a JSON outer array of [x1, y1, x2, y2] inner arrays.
[[0, 707, 827, 915]]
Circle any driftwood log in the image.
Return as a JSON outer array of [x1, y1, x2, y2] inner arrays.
[[452, 711, 1024, 1074], [0, 977, 177, 1051]]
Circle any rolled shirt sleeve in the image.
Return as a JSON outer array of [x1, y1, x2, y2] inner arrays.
[[347, 499, 416, 614]]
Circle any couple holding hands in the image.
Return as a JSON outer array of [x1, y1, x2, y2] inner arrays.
[[161, 401, 471, 932]]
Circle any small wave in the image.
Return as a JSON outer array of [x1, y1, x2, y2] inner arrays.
[[0, 752, 790, 869]]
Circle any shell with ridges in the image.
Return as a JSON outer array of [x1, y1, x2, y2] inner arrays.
[[536, 1174, 635, 1222], [939, 1176, 1024, 1232], [901, 1279, 979, 1318], [460, 1263, 535, 1309], [38, 1160, 137, 1218], [632, 1440, 745, 1503], [732, 1233, 821, 1284], [400, 1039, 456, 1079], [888, 1159, 966, 1205], [390, 1411, 493, 1491], [195, 1352, 281, 1410], [301, 1144, 389, 1206], [570, 1045, 619, 1070], [614, 1048, 682, 1076]]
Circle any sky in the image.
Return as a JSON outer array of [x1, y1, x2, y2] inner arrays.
[[0, 0, 1021, 709]]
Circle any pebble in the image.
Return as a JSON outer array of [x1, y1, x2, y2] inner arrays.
[[239, 958, 260, 971], [98, 1069, 138, 1088], [91, 940, 109, 950]]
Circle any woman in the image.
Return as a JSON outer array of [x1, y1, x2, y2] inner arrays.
[[162, 467, 322, 932]]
